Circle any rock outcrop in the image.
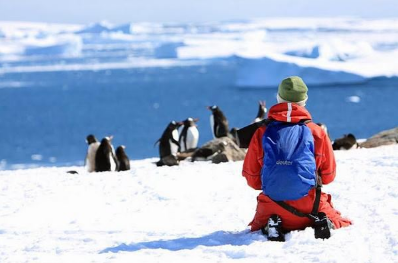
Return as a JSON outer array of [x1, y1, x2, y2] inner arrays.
[[359, 127, 398, 148], [190, 137, 246, 163]]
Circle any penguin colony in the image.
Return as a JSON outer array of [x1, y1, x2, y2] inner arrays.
[[85, 135, 131, 172], [155, 101, 267, 167], [84, 100, 354, 170]]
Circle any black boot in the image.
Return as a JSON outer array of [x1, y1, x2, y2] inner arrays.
[[262, 214, 285, 242], [314, 212, 333, 239]]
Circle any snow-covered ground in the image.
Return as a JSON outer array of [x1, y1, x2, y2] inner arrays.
[[1, 145, 397, 262]]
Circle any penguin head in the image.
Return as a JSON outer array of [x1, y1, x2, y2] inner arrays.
[[208, 105, 227, 120], [100, 136, 114, 148], [207, 105, 218, 113], [86, 134, 98, 145], [104, 135, 113, 141], [116, 145, 126, 155], [168, 121, 183, 130], [184, 117, 199, 127]]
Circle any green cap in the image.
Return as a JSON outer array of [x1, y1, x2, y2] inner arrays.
[[278, 76, 308, 102]]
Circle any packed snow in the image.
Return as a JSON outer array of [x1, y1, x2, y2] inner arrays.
[[0, 145, 397, 262], [1, 18, 398, 86]]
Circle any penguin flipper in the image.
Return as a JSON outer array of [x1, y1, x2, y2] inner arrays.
[[171, 137, 180, 147], [213, 123, 219, 138], [112, 152, 119, 171]]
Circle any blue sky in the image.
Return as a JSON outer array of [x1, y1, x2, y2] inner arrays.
[[1, 0, 397, 24]]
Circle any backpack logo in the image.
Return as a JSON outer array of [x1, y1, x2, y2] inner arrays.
[[261, 121, 316, 201], [276, 160, 293, 165]]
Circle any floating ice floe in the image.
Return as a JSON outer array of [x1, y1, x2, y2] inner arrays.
[[235, 54, 366, 87], [154, 42, 185, 59], [347, 96, 361, 103], [285, 40, 375, 61], [31, 154, 43, 161], [1, 18, 398, 86], [76, 21, 114, 34], [23, 35, 83, 57], [0, 81, 33, 89]]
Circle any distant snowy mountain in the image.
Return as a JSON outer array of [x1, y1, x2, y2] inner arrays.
[[0, 144, 397, 262], [1, 18, 398, 86]]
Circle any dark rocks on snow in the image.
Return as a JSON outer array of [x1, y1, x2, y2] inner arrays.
[[156, 155, 179, 167], [191, 136, 246, 163], [359, 127, 398, 148]]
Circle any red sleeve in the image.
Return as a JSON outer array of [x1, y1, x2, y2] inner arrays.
[[318, 133, 336, 185], [309, 123, 336, 185], [242, 126, 266, 190]]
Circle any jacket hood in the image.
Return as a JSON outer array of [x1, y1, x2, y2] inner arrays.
[[268, 103, 312, 123]]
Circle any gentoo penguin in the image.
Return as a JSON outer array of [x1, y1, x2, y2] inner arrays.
[[156, 121, 182, 166], [253, 100, 267, 123], [116, 145, 130, 171], [95, 136, 118, 172], [178, 118, 199, 152], [207, 105, 229, 138], [332, 133, 359, 150], [85, 134, 100, 173]]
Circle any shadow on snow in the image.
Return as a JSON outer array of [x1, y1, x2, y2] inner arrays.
[[100, 230, 265, 253]]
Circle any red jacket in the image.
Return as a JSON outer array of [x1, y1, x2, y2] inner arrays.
[[242, 103, 351, 231]]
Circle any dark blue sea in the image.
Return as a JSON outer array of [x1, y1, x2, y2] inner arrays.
[[1, 60, 398, 169]]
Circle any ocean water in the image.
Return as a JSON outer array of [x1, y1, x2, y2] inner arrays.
[[1, 18, 398, 169], [1, 59, 397, 169]]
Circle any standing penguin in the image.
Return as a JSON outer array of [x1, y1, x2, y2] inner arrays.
[[85, 134, 100, 173], [253, 100, 267, 123], [95, 136, 118, 172], [207, 105, 229, 138], [116, 145, 130, 171], [156, 121, 182, 166], [178, 117, 199, 152]]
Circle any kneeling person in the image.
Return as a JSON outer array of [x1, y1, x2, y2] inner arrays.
[[242, 76, 352, 240]]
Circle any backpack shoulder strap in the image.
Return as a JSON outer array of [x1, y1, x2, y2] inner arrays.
[[300, 119, 312, 124]]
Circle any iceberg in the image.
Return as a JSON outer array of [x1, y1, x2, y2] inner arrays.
[[24, 35, 82, 57], [235, 55, 366, 87], [285, 41, 375, 61], [1, 18, 398, 82], [154, 42, 185, 59], [112, 23, 133, 34], [77, 21, 114, 34]]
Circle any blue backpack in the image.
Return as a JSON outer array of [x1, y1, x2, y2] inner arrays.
[[261, 121, 317, 201]]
